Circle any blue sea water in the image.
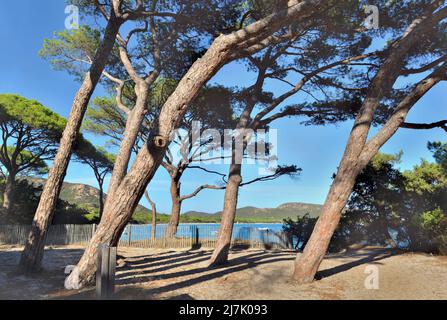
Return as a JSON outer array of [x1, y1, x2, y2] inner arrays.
[[120, 223, 285, 242]]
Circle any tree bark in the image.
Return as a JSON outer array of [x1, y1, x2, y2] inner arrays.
[[166, 199, 181, 238], [98, 184, 104, 221], [293, 66, 446, 283], [292, 12, 447, 282], [107, 80, 154, 197], [166, 175, 182, 238], [65, 34, 235, 289], [206, 64, 262, 266], [64, 1, 330, 289], [293, 164, 359, 282], [151, 210, 157, 240], [208, 163, 242, 267], [19, 13, 123, 273], [144, 190, 157, 240], [2, 173, 16, 211]]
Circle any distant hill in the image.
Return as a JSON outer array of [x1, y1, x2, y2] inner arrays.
[[15, 178, 322, 224], [182, 202, 322, 223], [24, 178, 167, 224]]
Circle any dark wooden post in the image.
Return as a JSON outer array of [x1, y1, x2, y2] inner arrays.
[[195, 226, 199, 246], [127, 225, 132, 247], [96, 244, 116, 299], [248, 227, 252, 248], [190, 225, 199, 248], [92, 224, 96, 238]]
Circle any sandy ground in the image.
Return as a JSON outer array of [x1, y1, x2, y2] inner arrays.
[[1, 245, 447, 300]]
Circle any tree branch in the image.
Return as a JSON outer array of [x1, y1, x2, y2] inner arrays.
[[179, 184, 226, 201], [401, 120, 447, 133]]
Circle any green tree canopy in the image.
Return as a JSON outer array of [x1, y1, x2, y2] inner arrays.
[[343, 150, 447, 254], [428, 141, 447, 172], [0, 93, 106, 175], [0, 94, 115, 213], [39, 26, 103, 81], [0, 94, 66, 178], [345, 152, 405, 247], [404, 160, 447, 196], [1, 147, 49, 178]]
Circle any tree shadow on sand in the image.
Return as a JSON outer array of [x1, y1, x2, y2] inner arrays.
[[63, 250, 295, 299], [315, 248, 404, 280], [115, 250, 294, 296], [0, 247, 86, 299], [60, 247, 403, 300]]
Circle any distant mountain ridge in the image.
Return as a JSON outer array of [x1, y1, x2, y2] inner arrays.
[[182, 202, 322, 223], [24, 178, 153, 222], [25, 178, 322, 223]]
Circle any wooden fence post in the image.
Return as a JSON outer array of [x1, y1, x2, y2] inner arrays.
[[128, 225, 132, 247], [195, 226, 199, 246], [92, 224, 96, 238], [96, 244, 116, 299], [190, 225, 199, 248]]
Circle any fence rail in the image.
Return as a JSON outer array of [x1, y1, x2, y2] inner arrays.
[[0, 224, 95, 246], [0, 223, 293, 250]]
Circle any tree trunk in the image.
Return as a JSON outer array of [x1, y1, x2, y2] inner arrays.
[[98, 185, 104, 222], [19, 14, 123, 273], [144, 191, 157, 241], [3, 173, 15, 211], [151, 209, 157, 240], [166, 176, 181, 238], [107, 84, 151, 197], [63, 3, 328, 289], [64, 36, 231, 287], [208, 163, 242, 267], [166, 199, 181, 239], [291, 9, 444, 283], [293, 164, 359, 283], [64, 140, 168, 289], [292, 68, 446, 283], [207, 87, 253, 267], [151, 205, 157, 241]]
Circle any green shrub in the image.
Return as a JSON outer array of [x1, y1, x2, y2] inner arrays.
[[410, 208, 447, 254]]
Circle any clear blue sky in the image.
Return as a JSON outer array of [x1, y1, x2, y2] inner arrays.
[[0, 1, 445, 214]]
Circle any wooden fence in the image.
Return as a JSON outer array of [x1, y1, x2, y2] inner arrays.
[[0, 224, 95, 246], [0, 223, 293, 250]]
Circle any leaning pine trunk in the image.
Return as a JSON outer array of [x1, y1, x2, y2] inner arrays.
[[65, 139, 168, 289], [144, 191, 157, 241], [98, 185, 105, 222], [291, 7, 444, 282], [63, 2, 324, 288], [64, 37, 233, 289], [166, 176, 182, 238], [208, 163, 242, 267], [2, 174, 15, 211], [107, 86, 152, 197], [166, 200, 181, 239], [151, 208, 157, 241], [19, 14, 123, 273], [293, 165, 359, 283], [292, 67, 445, 282], [207, 100, 251, 266]]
